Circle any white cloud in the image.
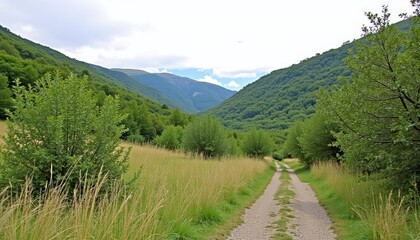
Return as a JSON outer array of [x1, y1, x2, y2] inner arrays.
[[227, 81, 240, 89], [198, 76, 222, 86], [1, 0, 414, 84]]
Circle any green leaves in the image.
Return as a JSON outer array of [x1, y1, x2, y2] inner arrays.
[[241, 129, 274, 159], [182, 116, 227, 159], [0, 73, 129, 195], [318, 5, 420, 191]]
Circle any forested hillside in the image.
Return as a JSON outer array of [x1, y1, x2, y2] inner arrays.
[[210, 20, 410, 131], [0, 25, 188, 142], [209, 45, 351, 130]]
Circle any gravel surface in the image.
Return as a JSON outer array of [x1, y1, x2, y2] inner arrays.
[[285, 165, 336, 240], [227, 163, 281, 240]]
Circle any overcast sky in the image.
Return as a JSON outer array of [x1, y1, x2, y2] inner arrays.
[[0, 0, 414, 90]]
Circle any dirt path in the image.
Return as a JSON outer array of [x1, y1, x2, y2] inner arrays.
[[226, 162, 281, 240], [285, 164, 336, 240]]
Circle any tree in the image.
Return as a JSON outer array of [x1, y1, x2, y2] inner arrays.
[[0, 73, 12, 119], [320, 3, 420, 190], [241, 129, 274, 159], [183, 116, 227, 158], [297, 107, 340, 166], [154, 125, 183, 150], [281, 120, 304, 159], [169, 108, 188, 127], [0, 73, 129, 195]]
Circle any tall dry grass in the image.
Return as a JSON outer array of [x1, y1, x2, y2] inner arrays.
[[311, 161, 420, 239], [0, 121, 5, 145], [0, 142, 270, 239], [126, 144, 270, 235]]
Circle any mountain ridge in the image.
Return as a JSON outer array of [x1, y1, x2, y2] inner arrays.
[[114, 68, 236, 113]]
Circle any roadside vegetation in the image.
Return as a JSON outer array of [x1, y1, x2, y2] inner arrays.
[[0, 123, 273, 239], [280, 3, 420, 238], [287, 159, 420, 239]]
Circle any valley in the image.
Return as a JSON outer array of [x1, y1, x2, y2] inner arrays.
[[0, 2, 419, 239]]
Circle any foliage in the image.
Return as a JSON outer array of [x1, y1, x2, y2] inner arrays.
[[241, 128, 274, 159], [0, 73, 129, 194], [0, 144, 272, 239], [208, 42, 352, 130], [209, 19, 411, 131], [297, 106, 341, 166], [154, 125, 184, 150], [183, 116, 227, 158], [0, 25, 175, 143], [169, 108, 189, 127], [225, 132, 242, 156], [319, 5, 420, 190], [281, 120, 304, 160], [0, 73, 12, 119]]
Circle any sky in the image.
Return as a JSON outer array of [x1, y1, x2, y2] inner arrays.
[[0, 0, 414, 90]]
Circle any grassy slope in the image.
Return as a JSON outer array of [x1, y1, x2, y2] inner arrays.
[[125, 145, 275, 239], [0, 137, 275, 239]]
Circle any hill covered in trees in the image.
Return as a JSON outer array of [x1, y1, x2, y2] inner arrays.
[[0, 25, 190, 142], [208, 44, 352, 130], [209, 20, 410, 131]]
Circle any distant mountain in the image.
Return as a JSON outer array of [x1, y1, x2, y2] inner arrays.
[[90, 65, 179, 109], [114, 69, 236, 113]]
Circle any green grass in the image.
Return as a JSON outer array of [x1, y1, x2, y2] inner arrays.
[[0, 142, 275, 239], [287, 159, 420, 240], [0, 121, 5, 164]]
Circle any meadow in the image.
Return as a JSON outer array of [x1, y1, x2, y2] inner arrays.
[[0, 121, 274, 239]]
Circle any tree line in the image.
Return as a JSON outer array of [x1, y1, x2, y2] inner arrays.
[[282, 2, 420, 192]]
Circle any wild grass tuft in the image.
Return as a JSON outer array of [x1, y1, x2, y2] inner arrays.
[[353, 192, 411, 240], [294, 160, 420, 240], [0, 141, 271, 239]]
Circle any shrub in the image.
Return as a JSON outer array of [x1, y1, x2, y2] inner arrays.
[[182, 116, 227, 158], [241, 129, 274, 159], [0, 73, 129, 195], [154, 125, 183, 150]]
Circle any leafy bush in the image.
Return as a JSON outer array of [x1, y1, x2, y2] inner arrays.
[[154, 125, 184, 150], [241, 129, 274, 159], [281, 120, 304, 160], [0, 73, 129, 195], [182, 116, 227, 158], [297, 109, 340, 166], [319, 6, 420, 190]]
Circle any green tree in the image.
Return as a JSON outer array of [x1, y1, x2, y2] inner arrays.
[[183, 116, 227, 159], [0, 73, 12, 119], [281, 120, 304, 159], [169, 108, 188, 127], [154, 125, 184, 150], [0, 73, 129, 195], [320, 4, 420, 190], [241, 129, 274, 159], [297, 108, 340, 166]]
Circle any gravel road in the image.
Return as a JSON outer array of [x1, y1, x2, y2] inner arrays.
[[227, 162, 335, 240], [226, 163, 281, 240], [285, 165, 336, 240]]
